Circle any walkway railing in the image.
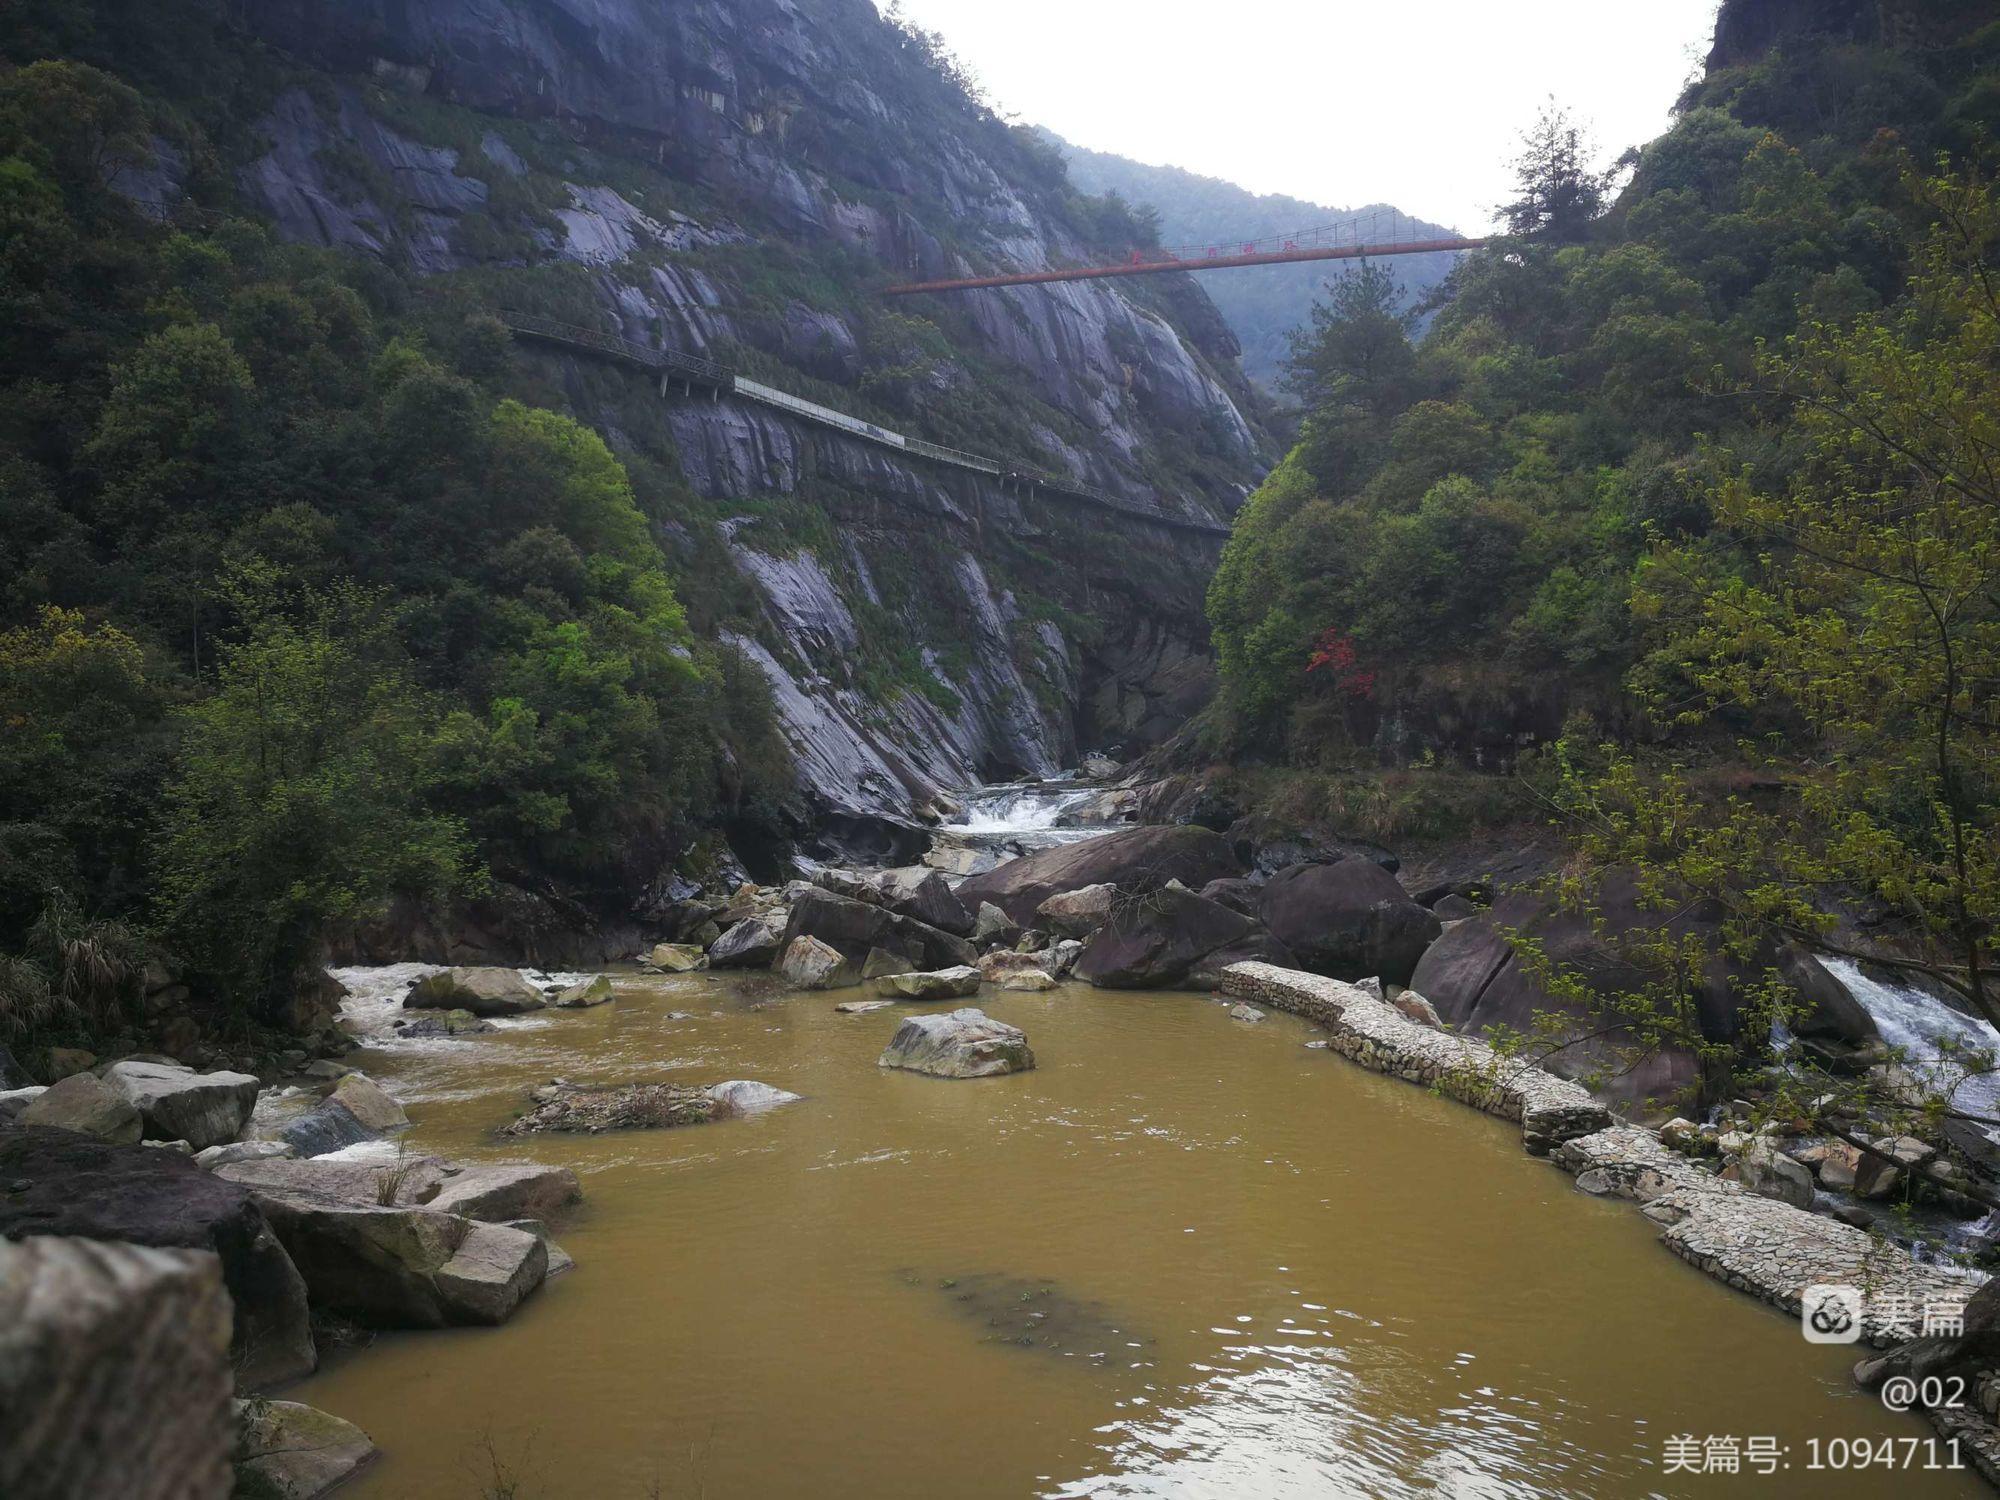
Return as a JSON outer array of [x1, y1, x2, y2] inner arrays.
[[500, 312, 1232, 538]]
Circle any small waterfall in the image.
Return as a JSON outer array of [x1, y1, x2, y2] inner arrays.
[[1825, 958, 2000, 1140], [950, 780, 1100, 841]]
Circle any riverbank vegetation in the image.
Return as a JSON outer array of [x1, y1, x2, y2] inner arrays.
[[0, 29, 793, 1048], [1206, 12, 2000, 1022]]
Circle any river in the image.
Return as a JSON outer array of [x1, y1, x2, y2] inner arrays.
[[292, 963, 1980, 1499]]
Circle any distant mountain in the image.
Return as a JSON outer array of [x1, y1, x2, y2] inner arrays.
[[1046, 132, 1469, 390]]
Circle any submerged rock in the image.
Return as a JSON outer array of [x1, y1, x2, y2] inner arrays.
[[915, 1270, 1151, 1356], [405, 967, 546, 1017], [1228, 1003, 1265, 1023], [879, 1008, 1034, 1078], [233, 1399, 376, 1500], [876, 966, 983, 1001], [835, 998, 896, 1014]]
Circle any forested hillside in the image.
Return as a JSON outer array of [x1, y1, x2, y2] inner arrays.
[[1204, 0, 2000, 1010], [1050, 131, 1465, 387], [0, 0, 1265, 1053]]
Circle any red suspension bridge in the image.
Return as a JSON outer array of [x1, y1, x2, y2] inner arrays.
[[884, 206, 1487, 297]]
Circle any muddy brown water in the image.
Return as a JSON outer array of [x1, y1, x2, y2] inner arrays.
[[298, 970, 1984, 1498]]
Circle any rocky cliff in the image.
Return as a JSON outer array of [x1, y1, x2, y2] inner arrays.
[[202, 0, 1271, 854]]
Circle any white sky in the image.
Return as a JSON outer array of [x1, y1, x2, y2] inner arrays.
[[877, 1, 1724, 232]]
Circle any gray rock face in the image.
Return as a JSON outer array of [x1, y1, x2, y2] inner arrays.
[[19, 1073, 142, 1144], [234, 1399, 377, 1500], [405, 967, 547, 1016], [876, 966, 984, 1001], [1734, 1139, 1815, 1210], [0, 1237, 234, 1500], [227, 0, 1268, 838], [0, 1130, 316, 1390], [879, 1008, 1035, 1078]]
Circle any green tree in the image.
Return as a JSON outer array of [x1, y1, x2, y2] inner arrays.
[[154, 570, 478, 1018], [1501, 101, 1613, 244]]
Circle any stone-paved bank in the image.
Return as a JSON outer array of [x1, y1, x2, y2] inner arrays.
[[1220, 961, 2000, 1486]]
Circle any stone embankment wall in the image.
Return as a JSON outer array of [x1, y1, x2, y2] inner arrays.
[[1220, 962, 2000, 1484]]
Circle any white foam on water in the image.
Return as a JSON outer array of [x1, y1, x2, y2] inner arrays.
[[1824, 957, 2000, 1134]]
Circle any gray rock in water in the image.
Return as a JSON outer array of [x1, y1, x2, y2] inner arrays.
[[879, 1008, 1035, 1078], [102, 1061, 262, 1149], [218, 1164, 546, 1328], [0, 1237, 235, 1499], [708, 915, 785, 969], [876, 966, 983, 1001], [405, 967, 546, 1017], [778, 935, 859, 990], [646, 943, 706, 972], [273, 1098, 376, 1159], [835, 998, 896, 1014], [233, 1399, 376, 1500], [1228, 1003, 1265, 1023], [707, 1079, 803, 1114], [551, 974, 613, 1008], [19, 1072, 143, 1144], [326, 1073, 408, 1134]]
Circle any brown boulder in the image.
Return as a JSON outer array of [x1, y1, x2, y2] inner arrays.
[[956, 825, 1242, 928], [1257, 859, 1440, 986]]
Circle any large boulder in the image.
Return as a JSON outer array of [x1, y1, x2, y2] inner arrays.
[[404, 967, 546, 1017], [214, 1161, 545, 1328], [876, 966, 984, 1001], [0, 1129, 315, 1389], [1036, 883, 1119, 939], [706, 915, 785, 968], [233, 1400, 376, 1500], [956, 824, 1243, 928], [784, 888, 976, 972], [880, 868, 975, 937], [18, 1073, 142, 1144], [1257, 859, 1441, 986], [1074, 885, 1262, 990], [1407, 869, 1871, 1109], [425, 1163, 583, 1224], [325, 1073, 408, 1135], [0, 1237, 234, 1500], [879, 1009, 1035, 1078], [777, 935, 860, 990]]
